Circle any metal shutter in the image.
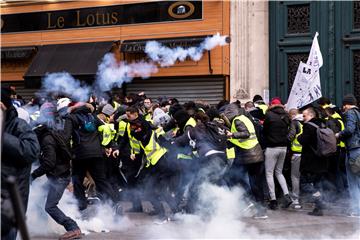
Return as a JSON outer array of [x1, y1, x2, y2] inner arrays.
[[125, 76, 225, 105]]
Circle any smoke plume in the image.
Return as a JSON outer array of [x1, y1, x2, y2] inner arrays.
[[40, 72, 91, 102], [145, 32, 228, 67]]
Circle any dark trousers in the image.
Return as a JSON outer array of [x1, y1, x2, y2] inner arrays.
[[72, 157, 118, 210], [143, 154, 177, 217], [226, 160, 266, 204], [45, 177, 79, 231], [301, 172, 327, 209]]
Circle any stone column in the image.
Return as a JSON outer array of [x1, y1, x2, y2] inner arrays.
[[230, 1, 269, 103]]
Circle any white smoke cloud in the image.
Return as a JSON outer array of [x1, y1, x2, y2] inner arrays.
[[36, 33, 228, 99], [94, 53, 158, 93], [41, 72, 91, 102], [145, 33, 228, 67], [27, 176, 132, 237]]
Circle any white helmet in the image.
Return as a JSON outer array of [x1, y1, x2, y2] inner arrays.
[[57, 98, 71, 111]]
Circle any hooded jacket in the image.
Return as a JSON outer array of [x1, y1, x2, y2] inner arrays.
[[32, 126, 71, 179], [339, 107, 360, 150], [63, 105, 103, 160], [223, 104, 264, 165], [1, 106, 40, 235], [263, 105, 290, 148]]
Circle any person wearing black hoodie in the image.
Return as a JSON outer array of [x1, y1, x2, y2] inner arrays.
[[32, 125, 81, 240], [263, 97, 292, 210], [63, 104, 119, 211], [1, 87, 40, 240]]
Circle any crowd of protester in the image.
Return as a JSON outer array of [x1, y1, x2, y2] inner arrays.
[[1, 85, 360, 240]]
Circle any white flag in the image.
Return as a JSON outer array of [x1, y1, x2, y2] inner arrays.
[[286, 32, 323, 110]]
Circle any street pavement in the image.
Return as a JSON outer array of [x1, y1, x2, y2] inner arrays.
[[32, 204, 360, 240]]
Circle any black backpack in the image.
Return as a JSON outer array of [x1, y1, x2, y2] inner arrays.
[[205, 121, 228, 150]]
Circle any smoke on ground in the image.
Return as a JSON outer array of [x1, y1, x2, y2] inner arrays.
[[27, 176, 132, 237]]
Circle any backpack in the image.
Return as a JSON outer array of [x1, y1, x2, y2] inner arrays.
[[205, 121, 228, 150], [77, 113, 97, 133], [307, 122, 337, 157]]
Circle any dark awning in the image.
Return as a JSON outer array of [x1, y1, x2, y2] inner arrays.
[[120, 36, 209, 53], [1, 46, 37, 60], [24, 41, 114, 78]]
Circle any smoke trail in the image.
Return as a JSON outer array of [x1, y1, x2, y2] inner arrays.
[[94, 53, 158, 93], [145, 33, 228, 67], [40, 72, 91, 102]]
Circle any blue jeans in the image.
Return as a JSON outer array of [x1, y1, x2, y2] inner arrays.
[[346, 148, 360, 213], [45, 177, 79, 231]]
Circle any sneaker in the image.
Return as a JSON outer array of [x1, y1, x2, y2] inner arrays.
[[87, 196, 100, 205], [292, 199, 302, 209], [241, 202, 255, 213], [308, 208, 323, 216], [253, 208, 268, 219], [59, 229, 82, 240], [347, 212, 360, 218], [282, 194, 293, 208], [269, 200, 278, 210]]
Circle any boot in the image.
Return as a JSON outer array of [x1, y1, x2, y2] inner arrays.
[[269, 200, 278, 210], [308, 208, 324, 216]]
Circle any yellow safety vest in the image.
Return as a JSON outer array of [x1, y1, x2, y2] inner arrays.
[[258, 104, 268, 115], [226, 147, 235, 160], [144, 113, 153, 123], [127, 124, 141, 155], [141, 131, 167, 167], [331, 112, 345, 148], [291, 122, 303, 153], [177, 117, 197, 160], [98, 123, 116, 146], [115, 120, 128, 141], [229, 115, 258, 150], [113, 101, 120, 110], [183, 117, 197, 131]]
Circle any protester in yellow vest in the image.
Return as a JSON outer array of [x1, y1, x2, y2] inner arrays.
[[287, 109, 303, 209], [222, 103, 268, 219], [127, 107, 176, 221], [323, 105, 348, 194]]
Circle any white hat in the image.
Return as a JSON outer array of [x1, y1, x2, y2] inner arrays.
[[57, 98, 71, 111]]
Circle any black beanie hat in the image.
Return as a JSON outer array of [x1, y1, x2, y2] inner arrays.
[[253, 95, 263, 103], [342, 94, 357, 106], [173, 109, 190, 128]]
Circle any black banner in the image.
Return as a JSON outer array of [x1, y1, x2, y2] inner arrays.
[[1, 1, 202, 33]]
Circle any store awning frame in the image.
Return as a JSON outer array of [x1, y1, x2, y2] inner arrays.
[[24, 41, 115, 79]]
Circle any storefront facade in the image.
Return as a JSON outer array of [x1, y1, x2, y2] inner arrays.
[[1, 0, 230, 104]]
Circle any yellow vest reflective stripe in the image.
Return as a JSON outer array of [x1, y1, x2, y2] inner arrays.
[[177, 153, 193, 160], [184, 117, 197, 131], [141, 131, 167, 167], [226, 147, 235, 159], [98, 123, 116, 146], [127, 125, 141, 154], [229, 115, 258, 150], [115, 120, 127, 141], [258, 104, 268, 115], [291, 122, 303, 153], [332, 113, 345, 148]]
